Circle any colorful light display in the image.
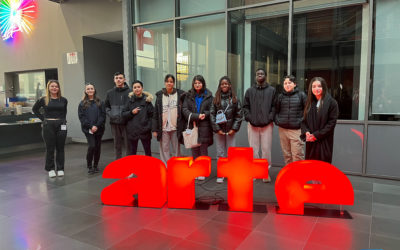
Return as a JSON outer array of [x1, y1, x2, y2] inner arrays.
[[0, 0, 37, 41]]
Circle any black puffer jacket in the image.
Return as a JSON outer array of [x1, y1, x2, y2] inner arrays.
[[243, 83, 276, 127], [78, 100, 106, 134], [210, 93, 242, 133], [274, 88, 307, 129], [122, 91, 154, 140], [105, 83, 130, 125], [152, 88, 186, 144], [182, 89, 213, 146]]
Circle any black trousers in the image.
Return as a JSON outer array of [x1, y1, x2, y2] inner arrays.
[[129, 138, 152, 156], [84, 131, 104, 168], [111, 124, 131, 159], [42, 119, 67, 171]]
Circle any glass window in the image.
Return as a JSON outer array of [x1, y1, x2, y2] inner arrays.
[[228, 4, 289, 98], [292, 5, 363, 120], [17, 72, 46, 105], [134, 22, 174, 95], [229, 0, 278, 8], [179, 0, 225, 17], [369, 0, 400, 121], [294, 0, 366, 12], [133, 0, 174, 24], [176, 14, 226, 93]]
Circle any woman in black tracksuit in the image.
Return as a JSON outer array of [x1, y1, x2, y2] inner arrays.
[[78, 83, 106, 174], [32, 80, 68, 178], [122, 80, 154, 156]]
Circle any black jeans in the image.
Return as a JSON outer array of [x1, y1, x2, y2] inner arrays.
[[84, 131, 104, 168], [42, 119, 67, 171], [191, 143, 208, 159], [111, 124, 131, 159], [129, 138, 152, 156]]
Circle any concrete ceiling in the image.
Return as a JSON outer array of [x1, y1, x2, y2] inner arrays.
[[86, 31, 123, 44]]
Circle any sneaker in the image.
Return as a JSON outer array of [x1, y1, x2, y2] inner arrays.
[[263, 176, 271, 183], [216, 177, 224, 183], [48, 170, 56, 178], [57, 170, 64, 177], [88, 167, 94, 174], [93, 167, 99, 173], [197, 176, 205, 181]]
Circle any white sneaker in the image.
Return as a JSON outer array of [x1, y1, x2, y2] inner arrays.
[[216, 177, 224, 183], [57, 170, 64, 177], [263, 176, 271, 183], [197, 176, 205, 181], [48, 170, 56, 178]]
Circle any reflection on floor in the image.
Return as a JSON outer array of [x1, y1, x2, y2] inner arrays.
[[0, 141, 399, 249]]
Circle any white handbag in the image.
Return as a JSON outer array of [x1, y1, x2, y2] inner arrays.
[[183, 113, 201, 149], [215, 103, 229, 124]]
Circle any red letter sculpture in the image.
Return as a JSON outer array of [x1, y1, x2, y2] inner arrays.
[[275, 160, 354, 215], [218, 147, 269, 212], [101, 155, 167, 208], [167, 156, 211, 209]]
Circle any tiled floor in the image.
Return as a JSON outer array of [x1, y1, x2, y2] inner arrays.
[[0, 142, 400, 249]]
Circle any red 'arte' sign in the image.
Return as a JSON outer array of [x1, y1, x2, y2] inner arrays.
[[101, 147, 354, 215]]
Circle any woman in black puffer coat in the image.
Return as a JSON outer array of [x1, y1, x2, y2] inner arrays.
[[275, 75, 307, 165], [210, 76, 242, 183], [122, 80, 154, 156], [182, 75, 213, 164]]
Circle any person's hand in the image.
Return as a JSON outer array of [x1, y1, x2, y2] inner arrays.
[[91, 126, 98, 133], [132, 107, 141, 114], [228, 130, 235, 135], [199, 114, 205, 120], [153, 132, 158, 137], [306, 132, 317, 142], [217, 130, 225, 135]]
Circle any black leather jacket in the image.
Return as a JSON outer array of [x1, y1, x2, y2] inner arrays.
[[210, 93, 242, 133]]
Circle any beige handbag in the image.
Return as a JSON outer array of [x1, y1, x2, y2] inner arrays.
[[183, 113, 201, 149]]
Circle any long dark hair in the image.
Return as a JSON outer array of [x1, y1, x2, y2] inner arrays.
[[164, 74, 175, 83], [190, 75, 206, 95], [213, 76, 237, 107], [82, 83, 101, 109], [304, 77, 328, 118]]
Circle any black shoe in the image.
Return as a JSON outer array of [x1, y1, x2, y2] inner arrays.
[[88, 167, 94, 174], [93, 167, 99, 173]]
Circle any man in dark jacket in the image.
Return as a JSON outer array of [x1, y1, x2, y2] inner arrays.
[[274, 75, 307, 165], [104, 72, 131, 159], [243, 68, 276, 182]]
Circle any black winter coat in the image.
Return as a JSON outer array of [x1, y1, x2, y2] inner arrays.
[[122, 91, 154, 141], [301, 93, 339, 163], [243, 83, 276, 127], [210, 93, 242, 133], [275, 88, 307, 129], [182, 89, 213, 146], [78, 100, 106, 134], [152, 88, 186, 144], [105, 83, 130, 125]]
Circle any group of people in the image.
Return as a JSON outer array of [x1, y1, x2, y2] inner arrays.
[[32, 70, 339, 182]]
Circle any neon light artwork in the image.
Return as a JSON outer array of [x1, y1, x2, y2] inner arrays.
[[0, 0, 37, 41]]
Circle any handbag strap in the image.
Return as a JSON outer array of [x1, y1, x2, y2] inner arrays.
[[187, 113, 192, 129], [221, 99, 231, 113]]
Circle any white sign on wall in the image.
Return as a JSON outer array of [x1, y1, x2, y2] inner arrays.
[[67, 52, 78, 64]]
